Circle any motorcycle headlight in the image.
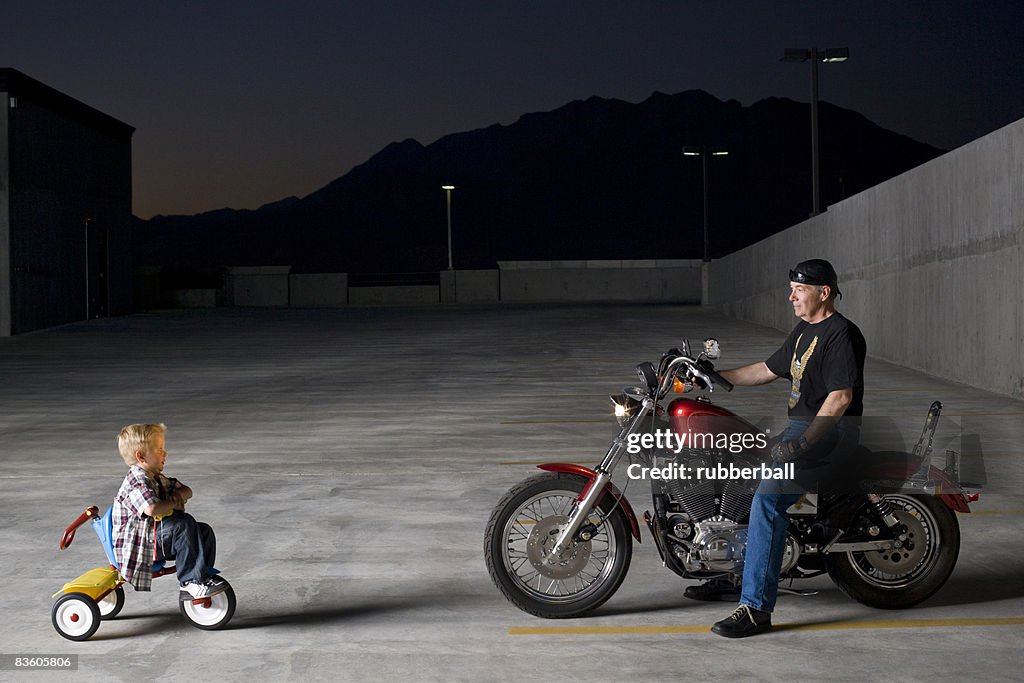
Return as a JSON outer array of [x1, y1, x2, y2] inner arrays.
[[610, 392, 641, 427]]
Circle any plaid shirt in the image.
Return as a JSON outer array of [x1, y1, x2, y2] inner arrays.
[[111, 465, 182, 591]]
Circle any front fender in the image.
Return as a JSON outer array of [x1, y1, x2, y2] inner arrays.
[[536, 463, 642, 542]]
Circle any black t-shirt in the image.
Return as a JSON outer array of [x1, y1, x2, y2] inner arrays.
[[765, 312, 866, 417]]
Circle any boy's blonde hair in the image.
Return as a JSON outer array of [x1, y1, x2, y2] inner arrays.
[[117, 423, 167, 466]]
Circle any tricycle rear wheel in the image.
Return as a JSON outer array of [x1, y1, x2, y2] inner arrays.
[[98, 585, 125, 620], [180, 583, 236, 629]]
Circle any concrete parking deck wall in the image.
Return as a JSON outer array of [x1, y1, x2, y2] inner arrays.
[[708, 117, 1024, 399], [499, 260, 702, 303], [227, 266, 291, 307], [291, 273, 349, 307], [0, 94, 9, 336], [206, 262, 700, 308]]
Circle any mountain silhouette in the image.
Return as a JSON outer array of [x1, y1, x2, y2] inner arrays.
[[135, 90, 942, 275]]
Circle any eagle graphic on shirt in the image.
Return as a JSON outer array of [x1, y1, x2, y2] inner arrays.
[[789, 333, 819, 409]]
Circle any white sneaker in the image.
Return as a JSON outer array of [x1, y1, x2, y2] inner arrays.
[[179, 582, 210, 601]]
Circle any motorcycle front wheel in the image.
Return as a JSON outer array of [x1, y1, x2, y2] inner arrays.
[[826, 493, 960, 609], [484, 472, 632, 618]]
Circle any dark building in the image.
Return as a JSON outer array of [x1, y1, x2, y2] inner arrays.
[[0, 68, 134, 335]]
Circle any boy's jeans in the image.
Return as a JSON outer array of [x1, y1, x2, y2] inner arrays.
[[155, 512, 216, 585], [739, 419, 845, 613]]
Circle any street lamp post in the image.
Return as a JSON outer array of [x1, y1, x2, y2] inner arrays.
[[682, 146, 729, 262], [441, 185, 455, 271], [782, 47, 849, 216]]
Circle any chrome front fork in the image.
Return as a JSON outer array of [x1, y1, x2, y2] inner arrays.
[[545, 398, 654, 558]]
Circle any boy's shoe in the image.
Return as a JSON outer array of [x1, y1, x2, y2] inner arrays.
[[711, 604, 772, 638], [179, 576, 227, 601], [683, 578, 741, 602], [180, 581, 211, 601]]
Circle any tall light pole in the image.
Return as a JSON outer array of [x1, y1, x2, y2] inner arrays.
[[441, 185, 455, 271], [682, 146, 729, 262], [782, 47, 849, 216]]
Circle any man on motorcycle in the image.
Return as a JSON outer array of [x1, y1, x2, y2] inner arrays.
[[698, 259, 866, 637]]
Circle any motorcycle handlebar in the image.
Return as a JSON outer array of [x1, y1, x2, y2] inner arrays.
[[705, 368, 734, 392], [656, 354, 733, 395]]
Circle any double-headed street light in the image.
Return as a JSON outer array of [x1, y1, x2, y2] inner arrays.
[[782, 47, 849, 216], [442, 185, 455, 271], [683, 146, 729, 262]]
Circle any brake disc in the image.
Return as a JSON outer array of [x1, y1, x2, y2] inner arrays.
[[526, 515, 592, 579]]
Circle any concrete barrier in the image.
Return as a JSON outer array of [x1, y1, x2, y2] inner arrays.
[[164, 289, 218, 308], [227, 266, 290, 307], [709, 117, 1024, 399], [498, 260, 702, 303], [290, 273, 348, 307], [455, 269, 499, 303], [348, 285, 439, 305]]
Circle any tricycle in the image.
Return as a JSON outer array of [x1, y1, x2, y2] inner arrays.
[[52, 506, 236, 640]]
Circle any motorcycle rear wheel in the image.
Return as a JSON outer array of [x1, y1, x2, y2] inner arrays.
[[826, 494, 960, 609], [484, 472, 632, 618]]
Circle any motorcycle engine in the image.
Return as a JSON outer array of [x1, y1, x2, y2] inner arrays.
[[660, 454, 761, 574], [686, 520, 748, 572], [662, 455, 757, 524]]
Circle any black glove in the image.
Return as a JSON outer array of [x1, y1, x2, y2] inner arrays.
[[771, 436, 809, 463]]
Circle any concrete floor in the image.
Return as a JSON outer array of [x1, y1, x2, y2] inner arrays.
[[1, 305, 1022, 681]]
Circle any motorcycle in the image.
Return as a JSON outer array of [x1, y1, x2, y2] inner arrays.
[[484, 338, 979, 618]]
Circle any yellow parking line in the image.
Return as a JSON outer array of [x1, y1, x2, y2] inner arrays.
[[509, 616, 1024, 636], [778, 617, 1024, 632]]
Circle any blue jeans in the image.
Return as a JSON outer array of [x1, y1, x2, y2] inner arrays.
[[739, 420, 841, 613], [155, 512, 217, 585]]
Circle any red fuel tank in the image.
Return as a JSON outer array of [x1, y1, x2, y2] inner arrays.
[[667, 397, 763, 441]]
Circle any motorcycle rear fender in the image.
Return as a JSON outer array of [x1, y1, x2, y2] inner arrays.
[[864, 461, 973, 513], [926, 465, 973, 513], [536, 463, 642, 542]]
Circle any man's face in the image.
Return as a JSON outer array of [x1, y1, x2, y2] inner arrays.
[[136, 433, 167, 476], [789, 282, 827, 321]]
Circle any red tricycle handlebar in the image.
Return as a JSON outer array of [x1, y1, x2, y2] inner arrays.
[[59, 506, 99, 550]]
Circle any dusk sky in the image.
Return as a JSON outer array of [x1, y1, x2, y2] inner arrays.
[[3, 2, 1022, 219]]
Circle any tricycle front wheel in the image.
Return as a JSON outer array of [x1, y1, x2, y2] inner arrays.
[[52, 592, 101, 641]]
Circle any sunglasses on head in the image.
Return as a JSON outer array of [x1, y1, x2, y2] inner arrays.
[[789, 269, 828, 286]]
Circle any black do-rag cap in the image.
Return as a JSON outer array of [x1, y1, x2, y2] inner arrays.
[[789, 259, 842, 299]]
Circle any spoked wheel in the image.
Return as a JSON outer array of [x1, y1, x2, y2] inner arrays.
[[180, 583, 236, 630], [52, 592, 101, 641], [826, 494, 960, 609], [98, 585, 125, 620], [484, 472, 632, 618]]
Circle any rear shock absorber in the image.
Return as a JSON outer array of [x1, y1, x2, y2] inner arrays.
[[866, 493, 909, 545]]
